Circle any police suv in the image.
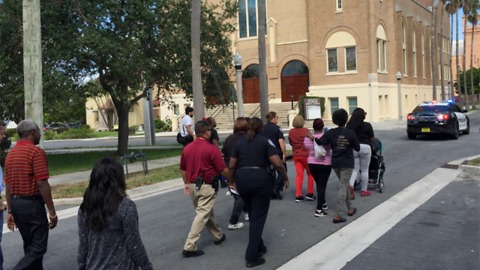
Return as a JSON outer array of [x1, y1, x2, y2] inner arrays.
[[406, 101, 470, 140]]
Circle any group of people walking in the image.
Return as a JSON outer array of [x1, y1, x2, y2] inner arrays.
[[289, 107, 375, 224], [177, 106, 376, 267], [179, 113, 289, 268], [0, 106, 374, 269]]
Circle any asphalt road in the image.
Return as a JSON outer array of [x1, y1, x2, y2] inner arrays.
[[2, 111, 479, 270]]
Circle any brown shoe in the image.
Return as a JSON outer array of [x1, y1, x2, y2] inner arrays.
[[333, 216, 347, 223], [349, 185, 355, 200], [348, 207, 357, 216]]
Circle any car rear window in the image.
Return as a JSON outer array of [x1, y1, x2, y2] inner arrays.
[[413, 105, 449, 113]]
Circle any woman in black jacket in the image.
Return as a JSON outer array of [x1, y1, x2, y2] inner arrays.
[[346, 108, 375, 197]]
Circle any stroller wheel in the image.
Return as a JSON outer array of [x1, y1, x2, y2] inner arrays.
[[378, 179, 384, 193]]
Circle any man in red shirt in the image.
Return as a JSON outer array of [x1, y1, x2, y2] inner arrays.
[[5, 120, 57, 270], [180, 120, 230, 258]]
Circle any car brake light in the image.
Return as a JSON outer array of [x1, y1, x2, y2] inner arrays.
[[407, 114, 415, 120], [436, 114, 450, 121]]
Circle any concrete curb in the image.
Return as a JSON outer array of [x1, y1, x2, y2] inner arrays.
[[53, 178, 184, 206]]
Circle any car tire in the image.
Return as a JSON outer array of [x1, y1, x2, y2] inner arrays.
[[407, 132, 416, 140], [452, 122, 460, 140], [463, 120, 470, 135]]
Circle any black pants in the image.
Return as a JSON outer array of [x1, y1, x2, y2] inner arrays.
[[229, 194, 246, 224], [235, 168, 274, 263], [273, 158, 287, 193], [308, 164, 332, 211], [182, 135, 194, 147], [10, 197, 49, 270]]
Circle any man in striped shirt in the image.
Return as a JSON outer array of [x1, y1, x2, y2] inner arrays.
[[5, 120, 57, 270]]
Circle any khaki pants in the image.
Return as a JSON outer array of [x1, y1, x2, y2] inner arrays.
[[184, 183, 223, 251]]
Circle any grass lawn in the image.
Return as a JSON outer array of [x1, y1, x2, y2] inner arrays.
[[467, 157, 480, 166], [47, 148, 182, 175], [51, 164, 181, 199]]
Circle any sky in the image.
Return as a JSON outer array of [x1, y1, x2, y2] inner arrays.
[[452, 9, 464, 41]]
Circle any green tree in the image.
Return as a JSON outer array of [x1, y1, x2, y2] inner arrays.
[[456, 67, 479, 95], [1, 0, 237, 155], [0, 0, 87, 123]]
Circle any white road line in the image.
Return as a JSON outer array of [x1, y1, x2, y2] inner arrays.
[[277, 167, 461, 270]]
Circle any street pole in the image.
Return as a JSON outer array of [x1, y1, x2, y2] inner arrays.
[[396, 71, 402, 121], [143, 86, 155, 146], [234, 52, 244, 117], [23, 0, 44, 147]]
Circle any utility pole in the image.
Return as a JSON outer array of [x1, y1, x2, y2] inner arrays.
[[23, 0, 44, 147], [191, 0, 204, 122], [258, 0, 269, 123]]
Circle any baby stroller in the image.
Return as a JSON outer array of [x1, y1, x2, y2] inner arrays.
[[354, 138, 385, 193], [367, 138, 385, 193]]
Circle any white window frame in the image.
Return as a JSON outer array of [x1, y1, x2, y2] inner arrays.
[[413, 26, 417, 77], [336, 0, 343, 11], [327, 48, 338, 73], [345, 47, 357, 72]]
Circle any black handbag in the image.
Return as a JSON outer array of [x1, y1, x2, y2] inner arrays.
[[176, 132, 185, 145]]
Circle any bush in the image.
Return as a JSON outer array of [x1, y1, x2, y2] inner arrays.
[[0, 136, 12, 167], [43, 126, 95, 140], [5, 128, 16, 138], [43, 130, 57, 140], [56, 126, 95, 139], [154, 118, 172, 132], [129, 125, 139, 134]]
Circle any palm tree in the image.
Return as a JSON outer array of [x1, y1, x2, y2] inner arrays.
[[462, 0, 470, 108], [431, 1, 439, 100], [455, 0, 464, 107], [191, 0, 204, 121], [467, 0, 479, 107], [446, 2, 456, 100], [440, 0, 447, 100]]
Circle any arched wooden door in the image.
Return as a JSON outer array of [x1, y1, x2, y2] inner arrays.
[[281, 60, 309, 102], [242, 64, 260, 103]]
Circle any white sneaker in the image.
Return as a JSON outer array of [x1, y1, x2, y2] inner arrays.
[[244, 213, 249, 221], [228, 222, 245, 230]]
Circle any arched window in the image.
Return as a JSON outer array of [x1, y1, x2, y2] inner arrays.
[[326, 31, 357, 73], [243, 64, 259, 79], [281, 60, 309, 76], [376, 25, 387, 72]]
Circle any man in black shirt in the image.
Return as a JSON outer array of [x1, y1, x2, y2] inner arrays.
[[262, 112, 287, 200]]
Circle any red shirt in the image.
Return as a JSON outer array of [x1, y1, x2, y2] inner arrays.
[[288, 127, 310, 157], [180, 137, 226, 183], [4, 140, 49, 196]]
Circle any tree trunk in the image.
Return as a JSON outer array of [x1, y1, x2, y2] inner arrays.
[[449, 9, 454, 100], [463, 3, 470, 108], [456, 7, 462, 107], [431, 3, 437, 100], [191, 0, 204, 122], [470, 21, 476, 107], [439, 2, 446, 100], [258, 0, 269, 124], [115, 104, 130, 156]]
